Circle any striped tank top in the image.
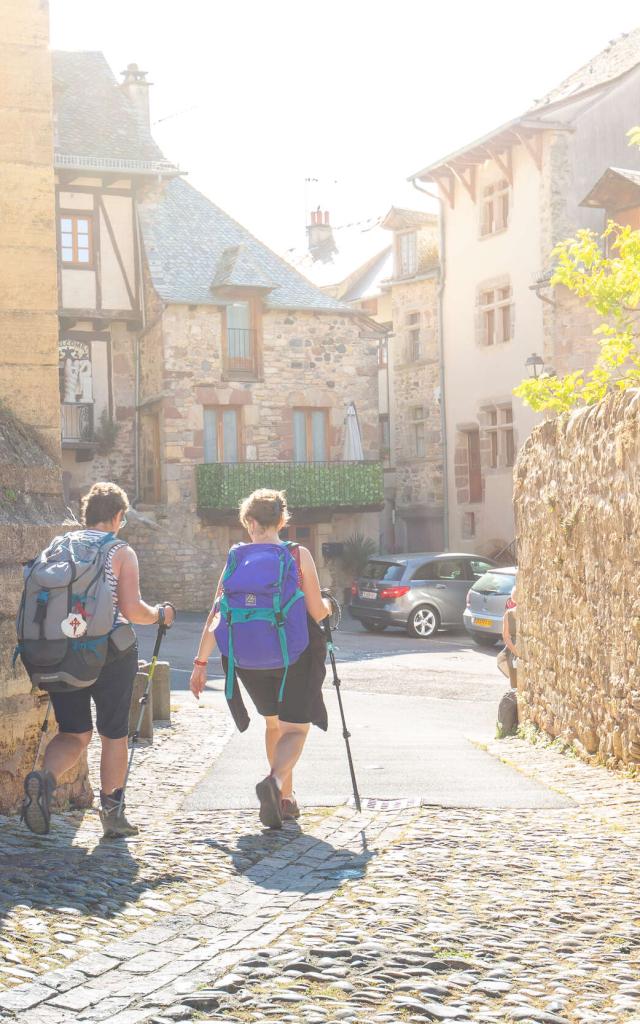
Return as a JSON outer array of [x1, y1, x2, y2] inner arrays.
[[77, 529, 128, 625]]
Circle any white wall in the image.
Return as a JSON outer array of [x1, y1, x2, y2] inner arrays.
[[442, 140, 544, 552]]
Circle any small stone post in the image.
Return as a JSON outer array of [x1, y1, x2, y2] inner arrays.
[[151, 661, 171, 723], [128, 665, 153, 742]]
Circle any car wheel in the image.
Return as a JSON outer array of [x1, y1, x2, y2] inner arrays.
[[472, 633, 499, 648], [362, 621, 388, 633], [407, 605, 440, 639]]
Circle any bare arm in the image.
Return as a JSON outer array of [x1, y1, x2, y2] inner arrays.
[[114, 546, 164, 625], [190, 569, 224, 699], [299, 546, 332, 623]]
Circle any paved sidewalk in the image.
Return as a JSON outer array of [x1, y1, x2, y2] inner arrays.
[[1, 693, 640, 1024]]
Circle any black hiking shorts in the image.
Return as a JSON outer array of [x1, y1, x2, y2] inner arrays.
[[223, 644, 313, 724], [50, 645, 138, 739]]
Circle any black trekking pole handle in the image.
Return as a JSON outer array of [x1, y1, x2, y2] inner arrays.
[[153, 603, 176, 656], [322, 615, 362, 813]]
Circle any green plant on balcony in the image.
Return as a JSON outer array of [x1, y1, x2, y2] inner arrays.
[[197, 461, 384, 511]]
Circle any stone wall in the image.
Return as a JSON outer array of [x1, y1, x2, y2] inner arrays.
[[390, 274, 444, 547], [0, 0, 92, 812], [0, 413, 92, 812], [515, 388, 640, 765]]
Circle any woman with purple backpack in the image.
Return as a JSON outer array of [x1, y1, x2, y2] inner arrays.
[[189, 489, 332, 830]]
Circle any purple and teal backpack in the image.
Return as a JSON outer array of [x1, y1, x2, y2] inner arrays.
[[214, 542, 309, 701]]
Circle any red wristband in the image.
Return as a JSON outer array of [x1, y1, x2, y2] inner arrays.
[[193, 658, 208, 667]]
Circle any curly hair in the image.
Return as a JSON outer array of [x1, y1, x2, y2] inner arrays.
[[80, 481, 129, 528], [238, 488, 291, 530]]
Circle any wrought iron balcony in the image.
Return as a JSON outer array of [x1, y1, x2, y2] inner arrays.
[[197, 461, 384, 517], [61, 402, 95, 447], [225, 328, 258, 377]]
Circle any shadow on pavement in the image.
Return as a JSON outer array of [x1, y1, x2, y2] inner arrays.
[[201, 825, 376, 894], [0, 812, 176, 929]]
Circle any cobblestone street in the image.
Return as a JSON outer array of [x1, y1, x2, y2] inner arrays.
[[1, 633, 640, 1024]]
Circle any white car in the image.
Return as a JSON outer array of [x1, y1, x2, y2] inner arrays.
[[463, 566, 517, 647]]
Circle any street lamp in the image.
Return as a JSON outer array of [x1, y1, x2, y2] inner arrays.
[[525, 353, 544, 379]]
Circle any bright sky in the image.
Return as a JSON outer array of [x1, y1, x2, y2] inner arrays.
[[50, 0, 640, 254]]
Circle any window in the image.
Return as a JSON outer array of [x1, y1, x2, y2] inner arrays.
[[480, 179, 509, 236], [406, 312, 421, 361], [434, 558, 466, 580], [379, 413, 390, 454], [398, 231, 417, 276], [462, 512, 476, 540], [223, 300, 258, 376], [60, 214, 93, 267], [483, 404, 515, 469], [469, 558, 494, 579], [478, 285, 513, 345], [362, 560, 404, 582], [411, 405, 427, 457], [203, 406, 240, 463], [293, 408, 327, 462], [411, 561, 434, 580], [466, 428, 482, 502]]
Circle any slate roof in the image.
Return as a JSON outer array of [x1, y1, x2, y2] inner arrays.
[[211, 245, 277, 291], [411, 29, 640, 181], [139, 178, 353, 312], [531, 29, 640, 110], [580, 166, 640, 210], [52, 51, 175, 172], [284, 218, 391, 291]]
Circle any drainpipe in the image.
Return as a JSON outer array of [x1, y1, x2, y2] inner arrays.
[[411, 177, 449, 549]]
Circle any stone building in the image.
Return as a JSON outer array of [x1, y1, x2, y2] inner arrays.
[[131, 180, 383, 608], [48, 55, 383, 608], [379, 207, 443, 551], [52, 53, 179, 501], [0, 2, 89, 812], [410, 29, 640, 557], [285, 203, 445, 553], [284, 212, 394, 549]]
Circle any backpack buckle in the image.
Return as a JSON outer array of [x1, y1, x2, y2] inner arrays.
[[275, 611, 285, 628]]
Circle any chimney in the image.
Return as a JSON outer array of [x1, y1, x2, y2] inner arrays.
[[120, 63, 152, 131], [307, 207, 337, 263]]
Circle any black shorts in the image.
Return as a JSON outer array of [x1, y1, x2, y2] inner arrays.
[[223, 645, 313, 724], [50, 646, 138, 740]]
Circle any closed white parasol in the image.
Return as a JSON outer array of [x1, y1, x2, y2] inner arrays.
[[343, 402, 364, 461]]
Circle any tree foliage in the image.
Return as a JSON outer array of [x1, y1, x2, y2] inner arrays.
[[514, 128, 640, 413]]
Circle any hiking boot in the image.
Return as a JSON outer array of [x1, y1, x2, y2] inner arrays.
[[255, 774, 282, 830], [281, 796, 300, 821], [22, 770, 56, 836], [99, 790, 139, 839]]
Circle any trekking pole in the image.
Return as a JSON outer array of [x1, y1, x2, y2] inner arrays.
[[31, 698, 52, 773], [20, 697, 52, 824], [117, 604, 175, 816], [321, 605, 362, 813]]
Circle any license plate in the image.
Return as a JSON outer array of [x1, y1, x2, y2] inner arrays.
[[473, 617, 492, 628], [360, 590, 377, 600]]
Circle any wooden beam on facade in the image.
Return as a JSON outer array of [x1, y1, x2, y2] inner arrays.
[[97, 195, 137, 310], [483, 146, 513, 185], [447, 163, 476, 202]]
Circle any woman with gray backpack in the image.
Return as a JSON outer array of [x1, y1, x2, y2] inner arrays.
[[190, 488, 332, 830], [18, 481, 175, 838]]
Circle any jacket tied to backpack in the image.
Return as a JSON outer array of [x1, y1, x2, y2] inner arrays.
[[214, 542, 309, 702], [15, 530, 135, 693]]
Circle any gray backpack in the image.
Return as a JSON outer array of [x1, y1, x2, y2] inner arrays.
[[15, 530, 133, 693]]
